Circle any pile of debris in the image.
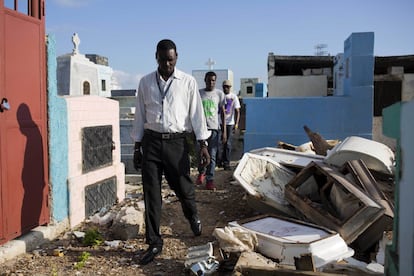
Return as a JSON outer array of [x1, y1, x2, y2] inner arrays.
[[205, 126, 394, 275]]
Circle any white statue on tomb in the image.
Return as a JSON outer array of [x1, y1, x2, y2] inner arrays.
[[72, 33, 80, 55]]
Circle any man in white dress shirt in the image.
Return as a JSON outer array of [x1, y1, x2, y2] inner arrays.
[[132, 39, 210, 265]]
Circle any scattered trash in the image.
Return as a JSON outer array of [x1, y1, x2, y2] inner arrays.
[[185, 242, 214, 267], [213, 226, 258, 253], [72, 231, 85, 240], [104, 240, 121, 248], [189, 258, 219, 276], [233, 251, 284, 274], [321, 257, 385, 274], [89, 210, 115, 225], [32, 249, 46, 257], [53, 248, 64, 257], [185, 242, 219, 275]]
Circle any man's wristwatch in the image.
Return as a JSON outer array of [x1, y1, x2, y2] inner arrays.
[[198, 140, 208, 148]]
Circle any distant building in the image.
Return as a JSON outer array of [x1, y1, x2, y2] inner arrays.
[[57, 33, 113, 97], [192, 69, 234, 91], [244, 32, 376, 152], [260, 48, 414, 151], [239, 78, 260, 98], [267, 54, 333, 97]]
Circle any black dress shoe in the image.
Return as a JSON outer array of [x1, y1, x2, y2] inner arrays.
[[190, 218, 202, 236], [139, 246, 162, 265]]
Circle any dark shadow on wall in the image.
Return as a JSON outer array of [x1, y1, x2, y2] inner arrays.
[[17, 103, 46, 234]]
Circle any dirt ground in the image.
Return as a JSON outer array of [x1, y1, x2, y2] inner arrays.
[[0, 167, 259, 276]]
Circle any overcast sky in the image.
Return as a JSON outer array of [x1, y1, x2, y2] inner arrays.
[[46, 0, 414, 92]]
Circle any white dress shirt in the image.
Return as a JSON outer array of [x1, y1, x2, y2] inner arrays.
[[132, 68, 211, 142]]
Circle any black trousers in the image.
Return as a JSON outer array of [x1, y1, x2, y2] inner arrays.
[[141, 132, 198, 247]]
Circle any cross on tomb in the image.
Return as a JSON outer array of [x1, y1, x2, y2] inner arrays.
[[205, 58, 216, 70]]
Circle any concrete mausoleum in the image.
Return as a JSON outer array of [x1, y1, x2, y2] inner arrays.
[[49, 34, 125, 228], [57, 33, 113, 97]]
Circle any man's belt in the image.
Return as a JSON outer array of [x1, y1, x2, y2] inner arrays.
[[145, 129, 187, 140]]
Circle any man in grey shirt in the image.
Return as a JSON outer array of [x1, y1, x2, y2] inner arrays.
[[196, 71, 226, 190]]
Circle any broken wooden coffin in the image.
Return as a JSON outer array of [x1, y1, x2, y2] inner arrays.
[[284, 161, 385, 245], [325, 136, 395, 175], [250, 147, 325, 170], [233, 153, 298, 217], [228, 214, 354, 269], [339, 160, 394, 252]]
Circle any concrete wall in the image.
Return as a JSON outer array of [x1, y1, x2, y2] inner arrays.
[[243, 32, 374, 152], [333, 54, 345, 96], [268, 75, 327, 97], [372, 117, 397, 151], [47, 35, 69, 222], [402, 73, 414, 101], [372, 73, 414, 151], [383, 99, 414, 276], [398, 99, 414, 276]]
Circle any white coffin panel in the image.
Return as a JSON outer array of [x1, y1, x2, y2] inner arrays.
[[229, 215, 354, 268], [325, 136, 395, 175], [250, 147, 325, 169], [233, 153, 297, 217]]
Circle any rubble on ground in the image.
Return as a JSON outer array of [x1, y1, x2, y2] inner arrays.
[[0, 127, 394, 275], [225, 127, 394, 274], [69, 127, 393, 275]]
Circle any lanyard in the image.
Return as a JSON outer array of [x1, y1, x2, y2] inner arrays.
[[156, 72, 174, 100]]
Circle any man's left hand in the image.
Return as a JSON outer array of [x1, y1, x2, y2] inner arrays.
[[221, 132, 227, 144], [133, 142, 142, 170], [199, 147, 210, 167]]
